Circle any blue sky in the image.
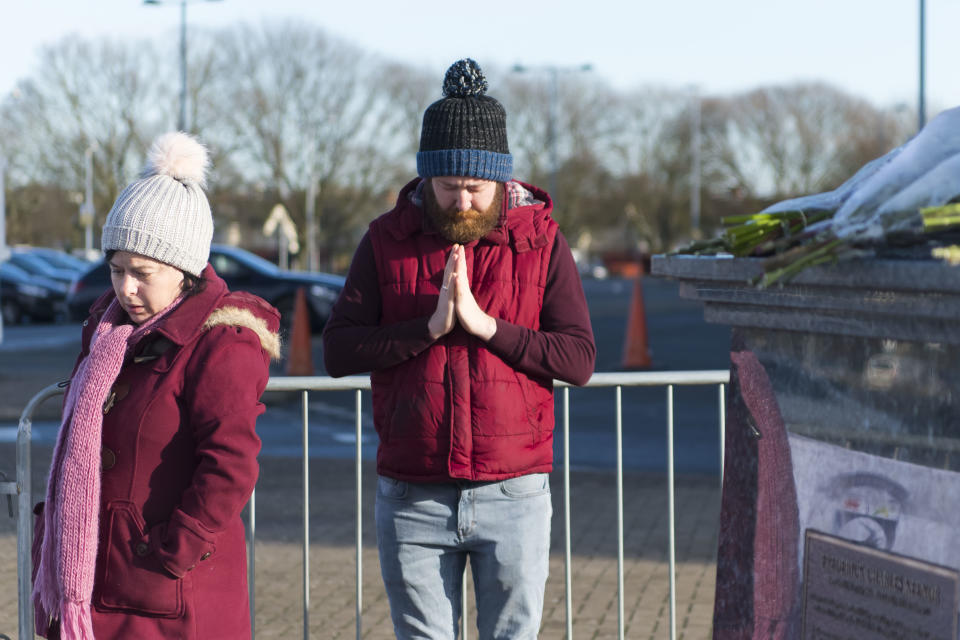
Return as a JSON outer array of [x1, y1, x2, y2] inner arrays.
[[2, 0, 958, 117]]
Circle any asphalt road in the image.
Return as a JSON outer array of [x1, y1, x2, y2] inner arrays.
[[1, 276, 732, 474]]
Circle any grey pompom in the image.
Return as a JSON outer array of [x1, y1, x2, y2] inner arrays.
[[442, 59, 488, 98]]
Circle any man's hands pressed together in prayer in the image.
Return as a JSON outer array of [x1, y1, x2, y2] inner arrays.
[[428, 244, 497, 341]]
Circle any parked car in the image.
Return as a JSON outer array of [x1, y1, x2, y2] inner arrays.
[[7, 248, 78, 286], [0, 263, 21, 324], [0, 261, 69, 324], [27, 247, 94, 275], [66, 245, 345, 334]]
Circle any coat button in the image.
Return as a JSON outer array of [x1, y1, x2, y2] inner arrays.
[[200, 552, 211, 561], [101, 447, 116, 470], [135, 542, 149, 556]]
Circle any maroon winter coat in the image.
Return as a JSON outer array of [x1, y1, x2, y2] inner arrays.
[[38, 265, 279, 640]]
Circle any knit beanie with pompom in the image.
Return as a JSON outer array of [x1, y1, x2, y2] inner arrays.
[[416, 58, 512, 183], [101, 132, 213, 276]]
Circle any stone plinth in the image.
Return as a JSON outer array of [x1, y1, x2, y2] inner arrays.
[[653, 254, 960, 640], [653, 255, 960, 345]]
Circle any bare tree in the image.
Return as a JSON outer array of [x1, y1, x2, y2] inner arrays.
[[0, 35, 173, 246], [374, 61, 434, 163], [0, 29, 921, 267], [702, 83, 913, 201], [193, 22, 420, 264], [604, 86, 690, 177], [499, 70, 623, 238], [499, 69, 551, 188]]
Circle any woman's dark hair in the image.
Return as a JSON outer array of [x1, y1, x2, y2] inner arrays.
[[180, 271, 207, 297], [104, 250, 207, 297]]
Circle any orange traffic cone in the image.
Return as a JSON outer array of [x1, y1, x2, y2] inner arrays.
[[622, 272, 652, 369], [286, 287, 315, 376]]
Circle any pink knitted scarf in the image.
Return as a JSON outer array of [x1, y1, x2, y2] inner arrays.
[[33, 297, 181, 639]]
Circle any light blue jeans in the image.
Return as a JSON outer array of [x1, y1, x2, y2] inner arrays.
[[375, 473, 552, 640]]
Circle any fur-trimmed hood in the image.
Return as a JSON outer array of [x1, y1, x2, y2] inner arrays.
[[204, 305, 281, 360]]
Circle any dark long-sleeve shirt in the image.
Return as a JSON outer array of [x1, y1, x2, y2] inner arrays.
[[322, 230, 595, 386]]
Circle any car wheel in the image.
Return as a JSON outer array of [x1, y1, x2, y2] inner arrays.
[[1, 298, 21, 325]]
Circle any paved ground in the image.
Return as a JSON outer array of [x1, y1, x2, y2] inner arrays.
[[0, 448, 720, 640], [0, 295, 723, 639]]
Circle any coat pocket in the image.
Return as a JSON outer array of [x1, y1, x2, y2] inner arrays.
[[96, 500, 184, 618]]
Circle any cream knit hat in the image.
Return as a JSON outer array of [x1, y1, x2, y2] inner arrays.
[[101, 132, 213, 277]]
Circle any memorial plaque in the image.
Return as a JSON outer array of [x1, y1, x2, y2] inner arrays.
[[802, 530, 959, 640]]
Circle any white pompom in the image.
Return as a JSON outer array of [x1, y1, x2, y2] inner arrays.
[[142, 131, 209, 186]]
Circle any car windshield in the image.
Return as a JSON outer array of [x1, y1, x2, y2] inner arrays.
[[11, 252, 65, 278], [33, 250, 90, 271]]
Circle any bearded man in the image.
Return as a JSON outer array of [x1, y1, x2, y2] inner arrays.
[[322, 58, 596, 640]]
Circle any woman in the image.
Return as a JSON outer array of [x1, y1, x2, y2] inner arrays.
[[32, 132, 280, 639]]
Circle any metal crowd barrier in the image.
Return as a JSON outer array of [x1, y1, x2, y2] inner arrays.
[[12, 370, 728, 640]]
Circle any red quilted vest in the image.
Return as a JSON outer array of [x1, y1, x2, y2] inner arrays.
[[368, 180, 559, 482]]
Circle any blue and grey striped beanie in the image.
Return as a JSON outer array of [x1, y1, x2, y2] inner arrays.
[[416, 59, 513, 183]]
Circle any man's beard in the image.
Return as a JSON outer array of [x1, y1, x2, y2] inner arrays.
[[423, 181, 504, 244]]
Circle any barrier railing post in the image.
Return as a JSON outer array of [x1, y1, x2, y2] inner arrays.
[[563, 386, 573, 639], [355, 389, 363, 640], [615, 385, 625, 640], [667, 385, 677, 640], [17, 410, 34, 640], [302, 390, 310, 640], [16, 383, 61, 640], [719, 383, 726, 485]]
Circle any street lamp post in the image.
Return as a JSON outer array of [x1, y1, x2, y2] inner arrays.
[[546, 68, 560, 200], [305, 170, 319, 272], [144, 0, 222, 131], [690, 86, 702, 237], [178, 0, 187, 130], [918, 0, 926, 131], [0, 154, 7, 261], [0, 154, 7, 344], [512, 63, 592, 204], [80, 144, 98, 259]]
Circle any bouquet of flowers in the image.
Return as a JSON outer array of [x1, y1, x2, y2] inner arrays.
[[679, 106, 960, 286]]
